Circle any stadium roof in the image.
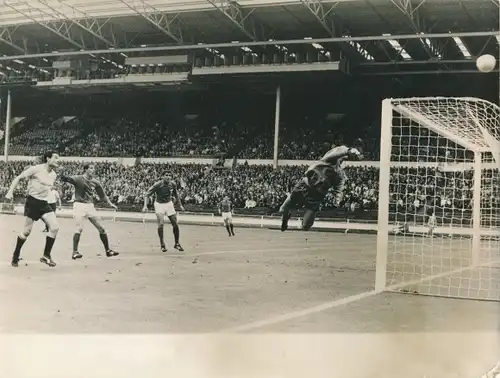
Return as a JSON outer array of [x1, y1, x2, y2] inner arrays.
[[0, 0, 498, 75]]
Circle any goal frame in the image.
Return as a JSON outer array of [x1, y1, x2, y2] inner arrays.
[[375, 97, 498, 293]]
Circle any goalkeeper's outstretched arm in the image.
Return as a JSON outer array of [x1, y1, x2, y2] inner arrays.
[[321, 139, 365, 165]]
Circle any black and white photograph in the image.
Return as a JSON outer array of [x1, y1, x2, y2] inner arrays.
[[0, 0, 500, 377]]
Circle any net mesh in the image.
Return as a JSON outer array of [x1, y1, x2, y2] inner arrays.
[[382, 97, 500, 300]]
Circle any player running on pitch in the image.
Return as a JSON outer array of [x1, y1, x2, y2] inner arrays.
[[218, 195, 235, 237], [279, 139, 364, 232], [143, 174, 185, 252], [5, 151, 61, 267], [60, 164, 119, 260]]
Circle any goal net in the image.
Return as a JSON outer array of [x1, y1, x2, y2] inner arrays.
[[376, 97, 500, 301]]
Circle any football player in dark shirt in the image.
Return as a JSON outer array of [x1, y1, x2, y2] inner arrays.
[[279, 139, 364, 232], [143, 174, 185, 252], [60, 164, 119, 260], [218, 196, 235, 236]]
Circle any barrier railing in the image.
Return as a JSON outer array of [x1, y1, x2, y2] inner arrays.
[[1, 203, 498, 240]]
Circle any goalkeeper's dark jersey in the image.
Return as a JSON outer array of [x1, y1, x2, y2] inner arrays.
[[304, 146, 351, 195]]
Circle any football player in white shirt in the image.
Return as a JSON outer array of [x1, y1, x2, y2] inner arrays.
[[43, 187, 61, 233], [5, 151, 61, 267]]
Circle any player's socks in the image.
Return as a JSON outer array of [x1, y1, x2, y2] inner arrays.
[[43, 236, 56, 257], [99, 232, 110, 251], [12, 236, 27, 264], [99, 233, 119, 257], [225, 225, 231, 236], [172, 225, 180, 244], [157, 226, 165, 247], [230, 224, 235, 235], [73, 233, 81, 252], [40, 236, 57, 267], [173, 224, 184, 251]]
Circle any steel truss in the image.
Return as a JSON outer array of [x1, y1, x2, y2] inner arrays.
[[0, 26, 26, 54], [206, 0, 269, 41], [362, 0, 409, 61], [36, 0, 118, 48], [117, 0, 185, 44], [299, 0, 365, 59], [5, 0, 86, 50], [0, 30, 496, 61], [390, 0, 444, 59]]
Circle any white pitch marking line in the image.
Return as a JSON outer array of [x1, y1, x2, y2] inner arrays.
[[220, 258, 500, 333], [0, 244, 346, 268]]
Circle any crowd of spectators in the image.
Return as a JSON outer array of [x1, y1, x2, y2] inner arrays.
[[1, 160, 497, 223], [0, 161, 378, 213], [2, 111, 473, 162], [5, 117, 83, 156], [63, 118, 248, 158], [0, 112, 380, 160]]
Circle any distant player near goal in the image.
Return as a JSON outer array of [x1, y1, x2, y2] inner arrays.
[[219, 196, 235, 237], [60, 164, 119, 260], [143, 174, 185, 252], [5, 151, 61, 267], [426, 209, 437, 238], [279, 139, 364, 232]]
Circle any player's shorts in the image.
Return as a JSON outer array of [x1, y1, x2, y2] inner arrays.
[[73, 201, 98, 218], [428, 216, 436, 227], [49, 203, 57, 213], [154, 201, 176, 217], [289, 178, 325, 212], [24, 195, 54, 221], [221, 212, 232, 221]]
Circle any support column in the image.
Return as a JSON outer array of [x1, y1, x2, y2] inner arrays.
[[3, 90, 11, 163], [273, 85, 281, 169]]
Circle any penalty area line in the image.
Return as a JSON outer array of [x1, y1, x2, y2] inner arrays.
[[220, 259, 500, 333]]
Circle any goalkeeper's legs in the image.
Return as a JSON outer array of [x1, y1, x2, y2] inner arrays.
[[279, 194, 294, 232], [301, 209, 317, 231]]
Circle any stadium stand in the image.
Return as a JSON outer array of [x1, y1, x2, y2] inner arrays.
[[2, 159, 495, 229]]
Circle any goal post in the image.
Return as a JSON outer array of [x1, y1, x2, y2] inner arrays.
[[376, 97, 500, 301]]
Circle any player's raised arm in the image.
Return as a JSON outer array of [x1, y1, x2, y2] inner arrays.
[[172, 184, 185, 211], [143, 181, 159, 212], [5, 165, 39, 200], [59, 174, 78, 186]]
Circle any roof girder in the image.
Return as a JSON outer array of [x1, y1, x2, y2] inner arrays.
[[390, 0, 442, 59], [4, 1, 85, 50], [299, 0, 365, 60], [37, 0, 117, 48], [117, 0, 184, 44], [0, 26, 27, 54], [0, 30, 496, 61], [206, 0, 268, 41]]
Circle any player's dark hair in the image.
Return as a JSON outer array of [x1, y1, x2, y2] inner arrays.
[[83, 163, 91, 172], [41, 151, 55, 163]]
